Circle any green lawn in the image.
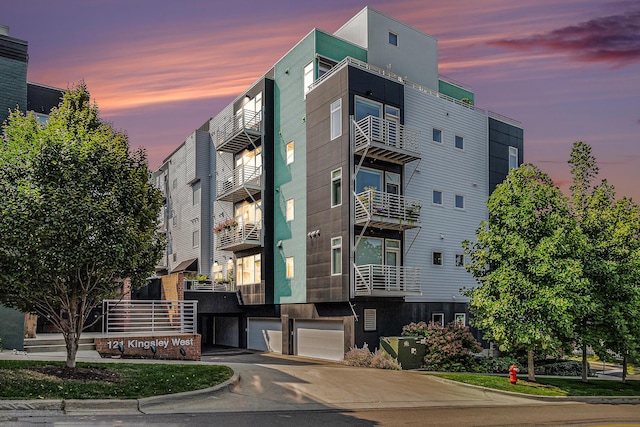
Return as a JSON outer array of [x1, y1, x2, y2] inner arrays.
[[430, 373, 640, 397], [0, 360, 233, 400]]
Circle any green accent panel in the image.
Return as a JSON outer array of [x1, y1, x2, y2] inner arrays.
[[0, 305, 24, 350], [438, 80, 474, 105], [380, 336, 426, 370], [316, 30, 367, 63]]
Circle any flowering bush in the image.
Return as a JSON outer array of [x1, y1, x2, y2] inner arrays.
[[213, 219, 237, 234], [344, 343, 401, 370], [402, 321, 482, 372]]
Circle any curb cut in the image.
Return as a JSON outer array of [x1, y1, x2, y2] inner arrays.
[[138, 372, 240, 411], [428, 374, 640, 405]]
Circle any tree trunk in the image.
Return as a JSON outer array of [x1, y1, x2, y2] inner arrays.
[[64, 333, 79, 368], [581, 345, 589, 383], [622, 355, 627, 384], [527, 350, 536, 382]]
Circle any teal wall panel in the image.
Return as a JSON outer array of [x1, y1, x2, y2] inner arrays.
[[438, 80, 475, 104]]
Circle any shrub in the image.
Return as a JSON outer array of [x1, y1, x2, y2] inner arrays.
[[344, 343, 401, 370], [402, 321, 482, 372], [474, 357, 523, 374]]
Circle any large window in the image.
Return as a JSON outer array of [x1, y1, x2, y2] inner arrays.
[[356, 237, 400, 266], [235, 200, 262, 226], [331, 168, 342, 207], [331, 237, 342, 275], [237, 254, 261, 285], [286, 257, 294, 279], [356, 168, 382, 193], [330, 99, 342, 140], [355, 96, 382, 122], [303, 62, 313, 97], [509, 146, 519, 170], [286, 199, 294, 222]]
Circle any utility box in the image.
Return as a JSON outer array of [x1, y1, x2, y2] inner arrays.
[[380, 336, 427, 370]]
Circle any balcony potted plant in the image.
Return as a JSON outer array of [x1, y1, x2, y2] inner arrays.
[[405, 202, 421, 221], [213, 218, 238, 234]]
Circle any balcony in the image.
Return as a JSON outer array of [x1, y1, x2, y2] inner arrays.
[[215, 221, 261, 252], [184, 280, 234, 292], [216, 164, 262, 203], [216, 109, 262, 153], [355, 189, 421, 231], [354, 264, 421, 296], [353, 116, 420, 164]]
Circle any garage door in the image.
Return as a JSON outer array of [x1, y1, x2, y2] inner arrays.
[[247, 318, 282, 353], [294, 319, 345, 361]]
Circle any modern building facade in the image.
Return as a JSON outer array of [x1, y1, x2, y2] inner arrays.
[[156, 7, 523, 360]]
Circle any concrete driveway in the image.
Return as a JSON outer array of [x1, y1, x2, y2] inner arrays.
[[141, 351, 541, 414]]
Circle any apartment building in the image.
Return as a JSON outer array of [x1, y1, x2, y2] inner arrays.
[[160, 7, 523, 359]]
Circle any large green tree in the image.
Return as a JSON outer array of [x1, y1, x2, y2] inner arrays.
[[463, 164, 588, 381], [0, 82, 164, 367], [568, 141, 640, 382]]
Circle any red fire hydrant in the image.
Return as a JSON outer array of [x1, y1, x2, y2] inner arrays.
[[509, 364, 519, 384]]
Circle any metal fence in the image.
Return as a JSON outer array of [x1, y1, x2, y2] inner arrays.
[[102, 300, 197, 335]]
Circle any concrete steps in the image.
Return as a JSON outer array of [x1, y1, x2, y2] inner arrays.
[[24, 336, 96, 354]]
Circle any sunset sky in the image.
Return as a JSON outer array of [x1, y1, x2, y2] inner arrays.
[[4, 0, 640, 200]]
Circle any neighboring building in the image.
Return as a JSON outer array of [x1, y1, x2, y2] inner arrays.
[[157, 7, 523, 359], [0, 25, 64, 350]]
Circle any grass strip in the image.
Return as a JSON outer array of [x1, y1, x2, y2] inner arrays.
[[0, 360, 233, 400], [429, 373, 640, 397]]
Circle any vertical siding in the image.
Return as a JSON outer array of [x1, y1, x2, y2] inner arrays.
[[403, 86, 488, 302]]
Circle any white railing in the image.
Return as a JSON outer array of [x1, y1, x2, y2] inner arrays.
[[103, 300, 197, 335], [355, 189, 421, 224], [216, 109, 262, 147], [355, 264, 421, 296], [184, 280, 234, 292], [216, 221, 261, 249], [217, 164, 262, 196], [353, 115, 420, 155]]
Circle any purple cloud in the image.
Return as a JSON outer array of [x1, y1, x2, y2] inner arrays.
[[490, 6, 640, 66]]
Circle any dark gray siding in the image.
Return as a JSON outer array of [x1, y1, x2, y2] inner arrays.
[[27, 83, 63, 115], [488, 117, 524, 193], [0, 34, 28, 126]]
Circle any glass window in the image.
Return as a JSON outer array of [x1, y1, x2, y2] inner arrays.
[[385, 172, 400, 195], [455, 135, 464, 150], [385, 105, 400, 120], [433, 252, 443, 266], [303, 62, 313, 96], [192, 181, 201, 206], [455, 254, 464, 267], [331, 237, 342, 275], [235, 200, 262, 225], [355, 96, 383, 122], [318, 59, 333, 78], [356, 168, 382, 193], [286, 257, 294, 279], [286, 199, 294, 222], [388, 31, 398, 46], [172, 178, 178, 189], [331, 168, 342, 207], [286, 141, 294, 165], [330, 99, 342, 140], [455, 313, 466, 325], [192, 230, 199, 248], [237, 254, 261, 285], [356, 237, 383, 265], [509, 146, 519, 170], [432, 128, 442, 143], [455, 194, 465, 209], [432, 313, 445, 326], [432, 190, 443, 206]]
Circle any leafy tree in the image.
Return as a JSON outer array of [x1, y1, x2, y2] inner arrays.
[[0, 82, 164, 368], [463, 164, 588, 381], [568, 141, 640, 383]]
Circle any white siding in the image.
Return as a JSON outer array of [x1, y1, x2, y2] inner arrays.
[[403, 86, 488, 303]]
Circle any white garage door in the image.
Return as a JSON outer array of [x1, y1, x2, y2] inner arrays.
[[247, 318, 282, 353], [294, 319, 345, 361]]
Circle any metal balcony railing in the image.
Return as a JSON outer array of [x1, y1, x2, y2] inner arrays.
[[184, 280, 235, 292], [355, 189, 421, 230], [215, 221, 261, 251], [216, 109, 262, 152], [103, 300, 197, 334], [216, 164, 262, 202], [353, 116, 421, 164], [354, 264, 421, 296]]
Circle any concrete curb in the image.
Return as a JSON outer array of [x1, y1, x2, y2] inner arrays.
[[428, 374, 640, 405], [0, 400, 62, 411]]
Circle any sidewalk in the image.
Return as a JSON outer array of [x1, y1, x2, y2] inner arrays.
[[1, 349, 638, 415]]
